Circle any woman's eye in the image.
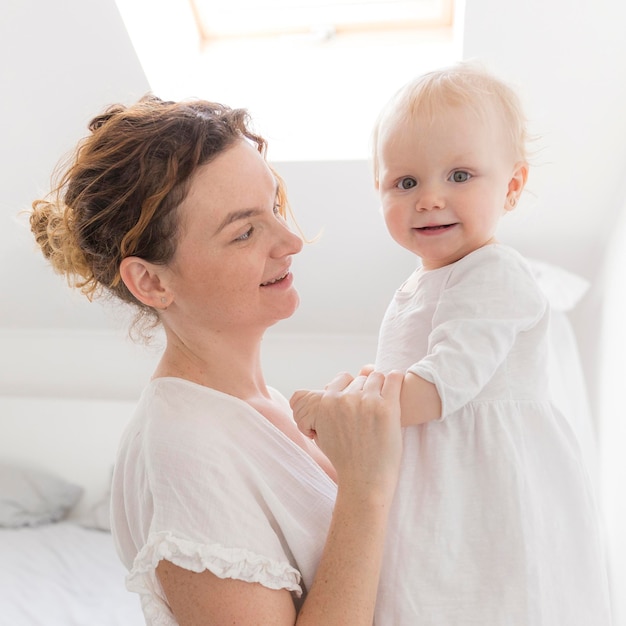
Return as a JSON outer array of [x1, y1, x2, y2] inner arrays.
[[450, 170, 471, 183], [397, 177, 417, 190], [235, 226, 254, 242]]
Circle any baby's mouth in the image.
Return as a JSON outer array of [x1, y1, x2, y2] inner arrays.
[[417, 223, 455, 231]]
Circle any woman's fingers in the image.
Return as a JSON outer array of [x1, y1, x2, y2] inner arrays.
[[358, 363, 376, 376], [324, 371, 355, 391], [361, 370, 384, 392], [346, 374, 368, 390], [381, 369, 404, 397], [291, 370, 404, 492]]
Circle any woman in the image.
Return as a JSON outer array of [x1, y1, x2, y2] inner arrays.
[[30, 95, 403, 625]]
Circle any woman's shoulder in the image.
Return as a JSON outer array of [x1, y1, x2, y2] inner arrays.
[[133, 378, 271, 454], [144, 377, 268, 418], [137, 379, 298, 456]]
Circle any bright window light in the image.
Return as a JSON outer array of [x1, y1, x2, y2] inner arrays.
[[190, 0, 453, 41], [115, 0, 464, 161]]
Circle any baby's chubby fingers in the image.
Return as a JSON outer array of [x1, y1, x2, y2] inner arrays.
[[290, 389, 325, 439]]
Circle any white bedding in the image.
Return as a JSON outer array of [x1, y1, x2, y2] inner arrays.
[[0, 521, 144, 625]]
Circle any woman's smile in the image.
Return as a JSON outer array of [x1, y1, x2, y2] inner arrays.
[[260, 269, 293, 287]]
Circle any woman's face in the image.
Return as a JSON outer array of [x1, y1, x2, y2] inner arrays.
[[163, 139, 303, 335]]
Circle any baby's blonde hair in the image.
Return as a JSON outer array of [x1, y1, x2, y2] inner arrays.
[[372, 60, 529, 182]]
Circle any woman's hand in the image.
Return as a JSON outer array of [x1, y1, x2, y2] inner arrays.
[[290, 370, 404, 502], [289, 370, 404, 624]]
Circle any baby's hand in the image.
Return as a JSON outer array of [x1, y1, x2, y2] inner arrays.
[[291, 372, 355, 439], [290, 370, 404, 499]]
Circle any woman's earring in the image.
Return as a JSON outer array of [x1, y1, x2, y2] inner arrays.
[[509, 196, 517, 208]]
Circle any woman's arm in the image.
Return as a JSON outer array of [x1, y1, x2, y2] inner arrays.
[[293, 371, 403, 623], [157, 564, 297, 625], [157, 371, 404, 625]]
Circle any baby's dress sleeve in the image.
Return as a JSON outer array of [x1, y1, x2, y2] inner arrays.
[[408, 246, 548, 418]]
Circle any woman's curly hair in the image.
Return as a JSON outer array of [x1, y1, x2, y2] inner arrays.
[[30, 95, 285, 337]]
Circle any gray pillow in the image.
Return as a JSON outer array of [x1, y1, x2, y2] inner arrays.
[[0, 462, 83, 527], [76, 486, 111, 532]]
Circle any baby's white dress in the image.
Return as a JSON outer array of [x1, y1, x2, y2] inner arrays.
[[110, 377, 336, 625], [374, 244, 612, 625]]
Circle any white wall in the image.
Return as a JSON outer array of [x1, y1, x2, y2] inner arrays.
[[462, 0, 626, 421], [0, 0, 150, 330]]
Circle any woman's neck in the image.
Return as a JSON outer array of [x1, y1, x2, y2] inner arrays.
[[154, 323, 337, 482], [153, 325, 269, 400]]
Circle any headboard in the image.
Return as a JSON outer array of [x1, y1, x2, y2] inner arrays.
[[0, 395, 137, 519]]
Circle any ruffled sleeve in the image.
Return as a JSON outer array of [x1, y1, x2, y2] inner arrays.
[[408, 245, 548, 417], [112, 379, 320, 624], [127, 531, 301, 625]]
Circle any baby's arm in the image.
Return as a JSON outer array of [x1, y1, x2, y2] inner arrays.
[[360, 365, 441, 426], [400, 371, 442, 426], [310, 365, 441, 427]]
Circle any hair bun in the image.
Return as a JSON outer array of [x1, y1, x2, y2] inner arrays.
[[88, 104, 127, 133]]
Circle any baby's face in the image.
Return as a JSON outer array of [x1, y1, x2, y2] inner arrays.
[[375, 105, 526, 270]]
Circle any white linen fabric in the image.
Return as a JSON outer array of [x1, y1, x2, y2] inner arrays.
[[0, 521, 144, 625], [373, 244, 612, 626], [111, 378, 336, 625]]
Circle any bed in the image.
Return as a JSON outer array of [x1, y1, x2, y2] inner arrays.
[[0, 395, 145, 625], [0, 521, 143, 625]]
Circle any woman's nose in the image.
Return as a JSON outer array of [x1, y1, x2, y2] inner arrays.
[[274, 222, 304, 257], [288, 228, 304, 255]]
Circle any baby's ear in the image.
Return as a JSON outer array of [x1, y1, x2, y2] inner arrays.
[[119, 256, 172, 309], [506, 161, 529, 211]]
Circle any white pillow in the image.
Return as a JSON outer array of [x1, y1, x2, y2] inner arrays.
[[76, 485, 111, 531], [527, 258, 589, 312], [0, 462, 83, 527]]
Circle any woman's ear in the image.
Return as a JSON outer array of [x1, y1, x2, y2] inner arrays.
[[119, 257, 171, 309], [505, 161, 529, 211]]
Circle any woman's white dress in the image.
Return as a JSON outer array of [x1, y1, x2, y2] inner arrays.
[[111, 377, 337, 625]]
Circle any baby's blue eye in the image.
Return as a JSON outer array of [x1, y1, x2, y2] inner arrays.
[[397, 177, 417, 190], [450, 171, 471, 183]]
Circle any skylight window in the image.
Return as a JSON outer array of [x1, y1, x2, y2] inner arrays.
[[190, 0, 453, 42], [115, 0, 462, 160]]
